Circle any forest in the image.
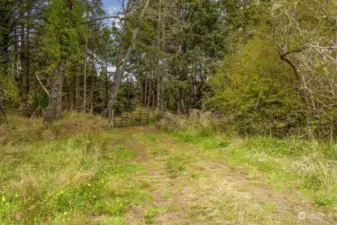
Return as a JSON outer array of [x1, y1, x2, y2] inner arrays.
[[1, 0, 337, 137], [0, 0, 337, 224]]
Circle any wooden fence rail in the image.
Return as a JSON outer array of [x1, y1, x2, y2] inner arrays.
[[114, 110, 150, 127]]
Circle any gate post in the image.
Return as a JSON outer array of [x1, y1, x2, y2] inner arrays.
[[140, 110, 142, 125], [113, 109, 115, 127], [129, 111, 131, 125], [148, 110, 150, 124]]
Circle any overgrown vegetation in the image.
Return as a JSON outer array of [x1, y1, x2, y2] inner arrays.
[[206, 1, 337, 138], [158, 113, 337, 209], [0, 114, 336, 224], [172, 130, 337, 206], [0, 114, 149, 224]]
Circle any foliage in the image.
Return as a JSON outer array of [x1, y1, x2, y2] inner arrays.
[[0, 73, 19, 105], [270, 0, 337, 139], [205, 0, 337, 138], [40, 0, 86, 62], [207, 32, 303, 135]]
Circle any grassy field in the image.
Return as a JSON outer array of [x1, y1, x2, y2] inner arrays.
[[0, 114, 336, 224]]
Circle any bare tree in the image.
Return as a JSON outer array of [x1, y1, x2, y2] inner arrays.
[[107, 0, 150, 126], [272, 0, 337, 138]]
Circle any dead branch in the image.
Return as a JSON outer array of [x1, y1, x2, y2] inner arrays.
[[35, 73, 50, 96]]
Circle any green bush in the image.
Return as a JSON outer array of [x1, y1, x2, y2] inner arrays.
[[206, 34, 303, 136]]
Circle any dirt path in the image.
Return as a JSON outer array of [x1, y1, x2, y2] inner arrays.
[[124, 132, 149, 162], [119, 126, 336, 225], [122, 127, 188, 224]]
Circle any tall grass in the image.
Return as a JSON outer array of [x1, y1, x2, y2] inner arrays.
[[0, 114, 148, 224], [159, 113, 337, 208], [0, 112, 109, 145]]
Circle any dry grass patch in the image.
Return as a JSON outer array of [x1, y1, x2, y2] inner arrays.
[[0, 112, 109, 145]]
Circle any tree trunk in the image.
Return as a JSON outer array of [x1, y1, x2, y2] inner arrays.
[[90, 60, 95, 114], [147, 78, 151, 110], [44, 60, 66, 122], [75, 64, 80, 111], [64, 76, 70, 111], [19, 22, 25, 106], [1, 32, 10, 77], [83, 40, 88, 113], [20, 0, 31, 110], [144, 77, 148, 106], [14, 26, 19, 82], [43, 0, 72, 122], [23, 15, 31, 109], [107, 0, 150, 126], [72, 72, 76, 111], [156, 0, 163, 114], [105, 60, 109, 108], [107, 41, 136, 125], [156, 74, 161, 112]]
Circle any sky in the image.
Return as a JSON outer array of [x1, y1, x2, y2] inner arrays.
[[102, 0, 122, 20], [102, 0, 121, 9]]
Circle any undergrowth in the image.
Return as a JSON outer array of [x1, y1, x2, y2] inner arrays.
[[0, 112, 109, 145]]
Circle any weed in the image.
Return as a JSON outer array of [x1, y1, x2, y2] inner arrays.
[[144, 205, 172, 224], [165, 156, 185, 178]]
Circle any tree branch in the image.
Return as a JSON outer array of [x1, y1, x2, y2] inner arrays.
[[35, 73, 50, 96], [280, 44, 310, 58], [279, 44, 310, 81], [81, 15, 122, 25]]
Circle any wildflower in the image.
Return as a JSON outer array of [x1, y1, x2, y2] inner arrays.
[[1, 196, 6, 202], [298, 211, 306, 220]]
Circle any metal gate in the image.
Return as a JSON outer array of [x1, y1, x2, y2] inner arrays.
[[114, 110, 150, 127]]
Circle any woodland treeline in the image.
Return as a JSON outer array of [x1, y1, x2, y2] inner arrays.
[[1, 0, 337, 138]]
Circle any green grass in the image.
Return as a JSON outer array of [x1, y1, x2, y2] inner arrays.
[[134, 133, 158, 143], [169, 130, 337, 208], [165, 156, 185, 178], [171, 130, 231, 150], [1, 114, 337, 224], [144, 205, 169, 224], [0, 115, 149, 224]]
